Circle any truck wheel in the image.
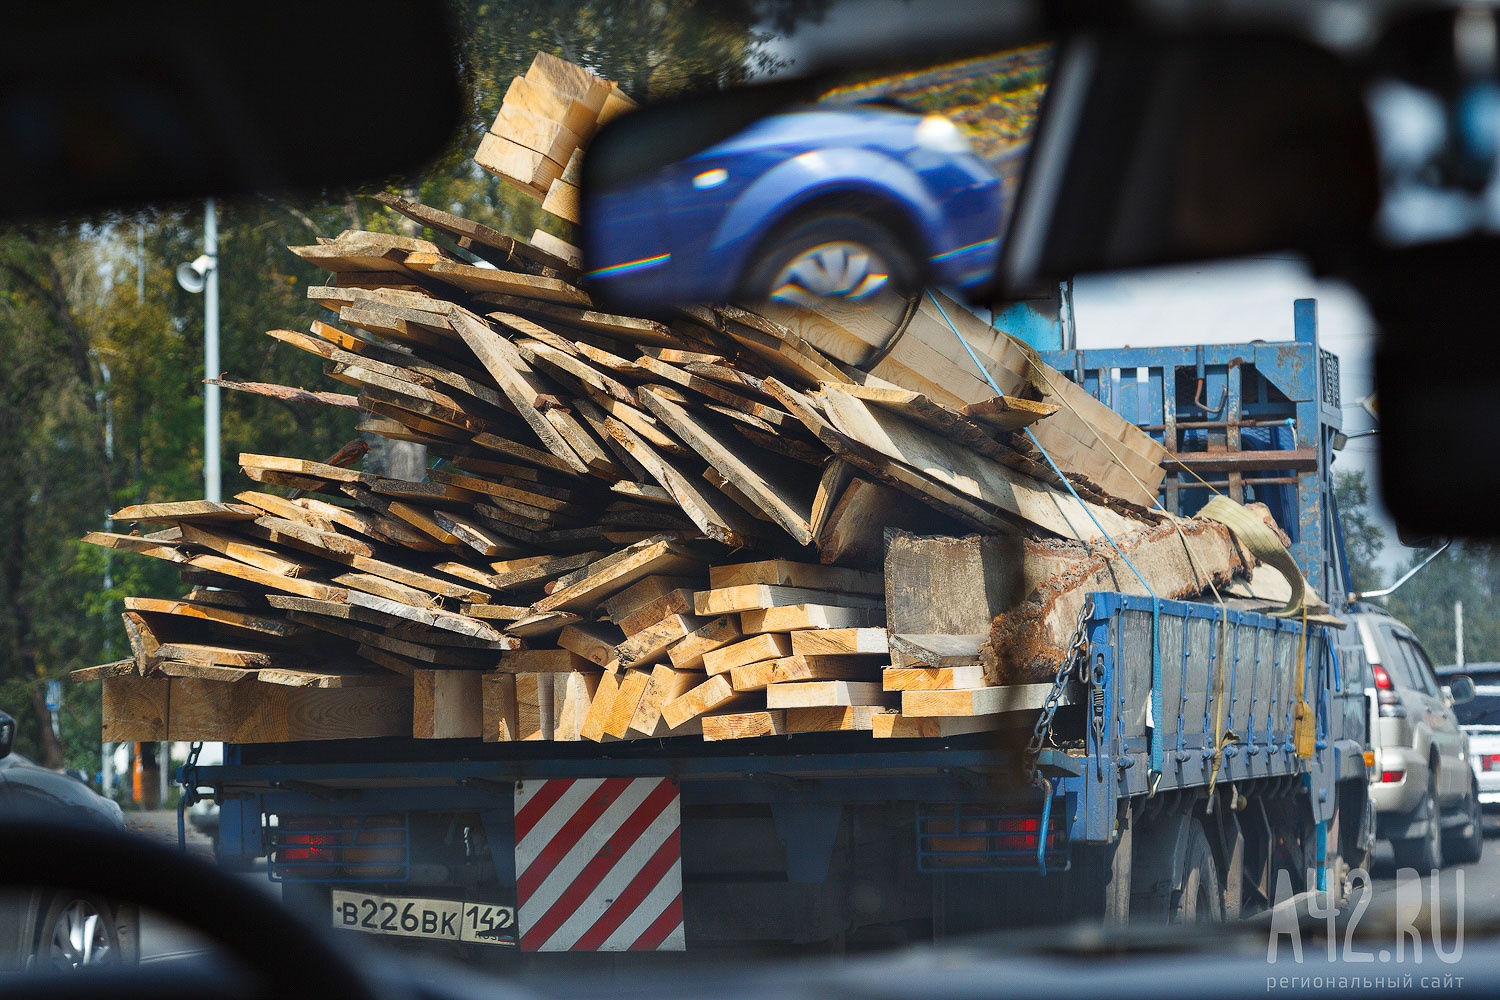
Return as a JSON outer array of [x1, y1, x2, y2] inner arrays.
[[1171, 821, 1224, 924], [1392, 769, 1443, 872], [742, 212, 916, 306], [1443, 775, 1485, 865]]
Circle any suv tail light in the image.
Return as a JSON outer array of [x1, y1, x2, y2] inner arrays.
[[1372, 664, 1407, 717], [1379, 769, 1406, 783], [1482, 754, 1500, 772]]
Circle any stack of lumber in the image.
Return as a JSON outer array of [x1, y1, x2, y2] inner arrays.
[[475, 50, 637, 230], [76, 51, 1280, 747]]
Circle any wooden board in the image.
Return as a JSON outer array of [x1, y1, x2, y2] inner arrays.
[[603, 668, 653, 739], [664, 616, 741, 671], [888, 633, 986, 668], [495, 649, 590, 673], [482, 673, 519, 741], [786, 706, 880, 732], [901, 682, 1064, 717], [769, 655, 879, 683], [708, 559, 882, 595], [533, 537, 700, 614], [701, 710, 785, 741], [165, 678, 411, 742], [766, 680, 890, 709], [413, 670, 484, 738], [701, 633, 793, 676], [579, 669, 623, 742], [871, 712, 993, 738], [789, 628, 889, 656], [552, 671, 601, 741], [881, 665, 989, 691], [71, 659, 137, 683], [661, 674, 745, 730], [515, 672, 556, 741], [739, 604, 883, 634], [111, 501, 261, 524], [693, 585, 882, 615], [628, 664, 700, 736], [615, 612, 704, 669], [557, 622, 624, 671], [102, 677, 169, 740], [123, 597, 302, 638]]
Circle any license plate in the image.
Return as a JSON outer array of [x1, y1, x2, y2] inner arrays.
[[331, 890, 517, 946]]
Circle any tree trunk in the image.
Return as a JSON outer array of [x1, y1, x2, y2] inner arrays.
[[28, 685, 64, 770]]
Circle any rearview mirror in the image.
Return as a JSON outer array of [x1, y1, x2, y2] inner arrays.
[[579, 29, 1378, 310], [1449, 675, 1476, 705]]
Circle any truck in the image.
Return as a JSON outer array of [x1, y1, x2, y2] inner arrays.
[[177, 299, 1375, 954]]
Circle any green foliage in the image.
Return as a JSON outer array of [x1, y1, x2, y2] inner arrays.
[[1333, 469, 1385, 596]]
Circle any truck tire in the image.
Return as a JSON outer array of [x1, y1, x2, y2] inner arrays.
[[742, 212, 916, 305], [1392, 769, 1443, 872], [1443, 775, 1485, 865], [1172, 821, 1224, 924]]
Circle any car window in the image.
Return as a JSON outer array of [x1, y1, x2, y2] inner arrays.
[[1378, 625, 1421, 689], [1400, 637, 1441, 696]]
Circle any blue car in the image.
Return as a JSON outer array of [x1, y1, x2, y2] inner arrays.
[[582, 104, 1003, 309]]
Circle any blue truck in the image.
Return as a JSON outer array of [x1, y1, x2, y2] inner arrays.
[[179, 300, 1374, 953]]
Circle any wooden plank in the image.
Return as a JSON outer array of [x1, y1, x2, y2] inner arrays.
[[154, 660, 259, 684], [82, 531, 187, 563], [450, 308, 591, 474], [123, 597, 302, 638], [557, 622, 624, 671], [701, 633, 793, 676], [786, 706, 880, 732], [638, 387, 813, 544], [963, 394, 1060, 432], [501, 73, 601, 130], [816, 476, 931, 567], [615, 588, 695, 636], [552, 671, 601, 741], [627, 664, 698, 736], [708, 558, 882, 595], [153, 643, 273, 668], [488, 550, 604, 591], [882, 665, 989, 691], [533, 536, 700, 614], [176, 522, 319, 577], [474, 131, 564, 193], [789, 628, 889, 656], [615, 612, 704, 669], [662, 674, 746, 730], [766, 680, 889, 709], [111, 501, 261, 524], [603, 668, 653, 739], [407, 253, 590, 306], [165, 678, 410, 742], [817, 385, 1138, 543], [739, 604, 883, 634], [871, 712, 992, 738], [702, 710, 785, 741], [809, 459, 854, 540], [769, 655, 878, 684], [414, 669, 484, 739], [888, 633, 986, 668], [71, 659, 137, 683], [482, 672, 519, 741], [529, 230, 583, 269], [664, 616, 741, 671], [901, 683, 1062, 717], [579, 669, 623, 742], [542, 178, 581, 224], [515, 672, 556, 741], [693, 585, 882, 615], [255, 667, 404, 689], [187, 554, 346, 602], [102, 677, 169, 740], [495, 649, 589, 673], [728, 659, 777, 692]]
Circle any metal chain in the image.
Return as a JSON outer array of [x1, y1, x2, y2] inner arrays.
[[1025, 600, 1093, 787]]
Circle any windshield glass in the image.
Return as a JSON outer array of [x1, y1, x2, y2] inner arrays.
[[5, 0, 1500, 992]]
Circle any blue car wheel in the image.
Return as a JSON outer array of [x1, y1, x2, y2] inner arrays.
[[740, 211, 917, 306]]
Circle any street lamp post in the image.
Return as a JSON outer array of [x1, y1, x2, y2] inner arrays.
[[177, 197, 220, 502]]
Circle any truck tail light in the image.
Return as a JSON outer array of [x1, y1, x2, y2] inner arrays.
[[1482, 754, 1500, 772], [1380, 769, 1406, 783]]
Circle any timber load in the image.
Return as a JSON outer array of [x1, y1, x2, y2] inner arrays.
[[76, 52, 1292, 746]]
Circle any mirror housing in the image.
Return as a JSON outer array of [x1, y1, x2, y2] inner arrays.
[[1449, 675, 1476, 705], [0, 711, 14, 760]]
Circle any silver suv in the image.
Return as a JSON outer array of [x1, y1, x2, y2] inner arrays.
[[1346, 604, 1482, 868]]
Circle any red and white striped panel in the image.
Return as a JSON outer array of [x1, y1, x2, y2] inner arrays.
[[513, 777, 684, 951]]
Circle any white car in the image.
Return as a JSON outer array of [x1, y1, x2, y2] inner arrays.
[[1437, 663, 1500, 813]]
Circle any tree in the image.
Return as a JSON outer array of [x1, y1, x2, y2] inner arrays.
[[1333, 469, 1384, 596]]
